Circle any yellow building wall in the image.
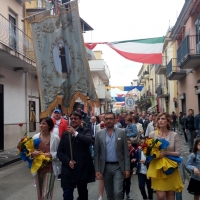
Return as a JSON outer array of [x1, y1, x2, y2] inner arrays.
[[94, 51, 103, 59]]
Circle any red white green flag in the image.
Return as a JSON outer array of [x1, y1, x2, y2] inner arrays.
[[85, 37, 164, 64]]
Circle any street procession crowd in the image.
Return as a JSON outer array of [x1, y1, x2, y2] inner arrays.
[[26, 108, 200, 200]]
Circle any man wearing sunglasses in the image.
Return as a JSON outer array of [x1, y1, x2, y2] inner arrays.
[[57, 111, 95, 200], [94, 112, 130, 200]]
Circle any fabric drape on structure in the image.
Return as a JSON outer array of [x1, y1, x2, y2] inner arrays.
[[26, 1, 99, 117]]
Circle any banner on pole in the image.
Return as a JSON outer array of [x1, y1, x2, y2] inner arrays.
[[26, 1, 99, 117], [125, 96, 135, 111]]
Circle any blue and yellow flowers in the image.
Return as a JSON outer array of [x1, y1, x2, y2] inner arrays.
[[142, 138, 182, 176], [17, 137, 51, 174]]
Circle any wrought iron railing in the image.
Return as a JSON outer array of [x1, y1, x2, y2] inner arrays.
[[177, 35, 200, 64], [0, 14, 34, 60], [156, 84, 168, 96], [166, 58, 184, 77]]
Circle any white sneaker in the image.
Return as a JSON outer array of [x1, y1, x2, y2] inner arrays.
[[98, 197, 102, 200], [132, 167, 137, 175]]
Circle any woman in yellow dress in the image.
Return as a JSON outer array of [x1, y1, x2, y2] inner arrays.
[[148, 112, 183, 200]]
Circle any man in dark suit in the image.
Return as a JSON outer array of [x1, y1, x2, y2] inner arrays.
[[139, 111, 149, 136], [57, 112, 95, 200], [87, 116, 99, 145], [87, 116, 99, 137], [94, 112, 130, 200]]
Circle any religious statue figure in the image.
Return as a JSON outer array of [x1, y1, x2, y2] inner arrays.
[[58, 42, 68, 73]]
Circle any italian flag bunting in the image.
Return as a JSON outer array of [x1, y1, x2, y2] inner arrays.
[[85, 37, 164, 64]]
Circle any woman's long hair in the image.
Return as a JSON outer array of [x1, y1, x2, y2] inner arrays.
[[155, 112, 172, 130], [193, 138, 200, 163]]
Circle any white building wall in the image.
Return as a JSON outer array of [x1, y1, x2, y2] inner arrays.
[[1, 67, 39, 150], [0, 0, 24, 33], [90, 73, 106, 116]]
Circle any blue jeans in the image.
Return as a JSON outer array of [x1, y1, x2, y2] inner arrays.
[[175, 191, 182, 200], [186, 130, 196, 151]]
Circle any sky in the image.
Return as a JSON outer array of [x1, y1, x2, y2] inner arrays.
[[78, 0, 185, 86]]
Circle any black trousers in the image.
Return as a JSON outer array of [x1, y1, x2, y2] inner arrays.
[[63, 183, 88, 200], [138, 173, 153, 200], [183, 128, 188, 143], [123, 176, 131, 196]]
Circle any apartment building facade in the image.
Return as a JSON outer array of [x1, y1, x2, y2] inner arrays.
[[170, 0, 200, 115], [136, 64, 157, 113], [156, 29, 179, 114], [0, 0, 38, 150]]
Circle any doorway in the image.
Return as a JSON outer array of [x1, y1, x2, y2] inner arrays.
[[181, 99, 186, 114], [0, 84, 4, 150]]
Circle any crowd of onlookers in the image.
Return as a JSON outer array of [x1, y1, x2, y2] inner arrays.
[[29, 107, 200, 200], [85, 109, 200, 200]]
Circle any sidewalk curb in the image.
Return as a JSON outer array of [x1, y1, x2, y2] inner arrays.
[[0, 157, 21, 169]]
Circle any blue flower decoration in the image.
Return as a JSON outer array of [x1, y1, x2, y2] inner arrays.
[[159, 139, 169, 150], [162, 167, 176, 175], [34, 138, 41, 149]]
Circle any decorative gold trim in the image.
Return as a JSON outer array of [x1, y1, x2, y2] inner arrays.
[[40, 91, 99, 118]]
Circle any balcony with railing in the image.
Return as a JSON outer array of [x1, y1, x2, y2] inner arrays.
[[166, 58, 186, 80], [141, 76, 146, 83], [0, 14, 35, 71], [155, 56, 166, 75], [143, 70, 150, 79], [156, 84, 169, 98], [24, 0, 49, 13], [177, 35, 200, 69], [89, 60, 111, 84]]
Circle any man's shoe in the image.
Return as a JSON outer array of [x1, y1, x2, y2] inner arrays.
[[98, 197, 102, 200], [57, 174, 61, 181], [126, 194, 133, 200]]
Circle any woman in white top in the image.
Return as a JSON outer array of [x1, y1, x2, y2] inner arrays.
[[31, 117, 60, 200]]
